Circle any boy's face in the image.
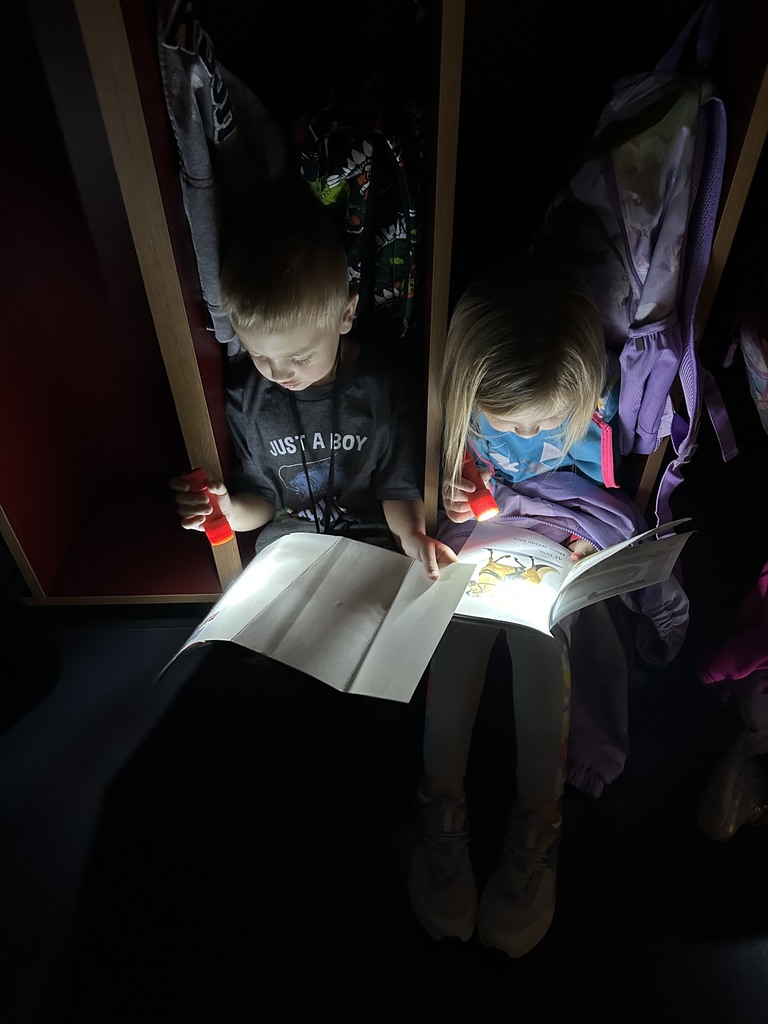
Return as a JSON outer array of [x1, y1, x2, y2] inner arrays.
[[238, 297, 357, 392]]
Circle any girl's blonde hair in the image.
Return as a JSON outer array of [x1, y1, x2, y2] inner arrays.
[[219, 175, 351, 335], [440, 253, 607, 493]]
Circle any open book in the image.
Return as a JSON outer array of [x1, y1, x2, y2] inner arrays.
[[162, 519, 690, 702], [162, 533, 475, 704], [453, 517, 692, 636]]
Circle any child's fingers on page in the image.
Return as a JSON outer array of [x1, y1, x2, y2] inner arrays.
[[567, 539, 598, 560], [436, 542, 459, 565]]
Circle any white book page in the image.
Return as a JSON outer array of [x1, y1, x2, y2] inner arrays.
[[167, 533, 475, 702], [232, 539, 407, 686], [175, 533, 349, 652], [453, 526, 574, 636], [450, 518, 692, 636], [342, 559, 475, 700], [550, 528, 691, 625]]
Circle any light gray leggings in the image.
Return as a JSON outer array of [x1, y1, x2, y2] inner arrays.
[[424, 619, 570, 804]]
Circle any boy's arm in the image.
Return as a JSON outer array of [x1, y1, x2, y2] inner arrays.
[[382, 499, 458, 581], [171, 477, 275, 533], [224, 489, 276, 532]]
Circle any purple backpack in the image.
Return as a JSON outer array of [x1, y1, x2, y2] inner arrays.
[[540, 0, 738, 525]]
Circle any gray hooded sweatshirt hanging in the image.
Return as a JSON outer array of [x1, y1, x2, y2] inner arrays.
[[157, 0, 286, 349]]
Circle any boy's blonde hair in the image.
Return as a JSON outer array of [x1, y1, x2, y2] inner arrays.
[[220, 175, 351, 334], [440, 253, 607, 493]]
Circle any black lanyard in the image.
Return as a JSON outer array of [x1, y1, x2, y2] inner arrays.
[[288, 339, 342, 534]]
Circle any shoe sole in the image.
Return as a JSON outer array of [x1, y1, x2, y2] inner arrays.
[[477, 902, 554, 957], [476, 864, 556, 958], [698, 742, 767, 841], [407, 882, 477, 942]]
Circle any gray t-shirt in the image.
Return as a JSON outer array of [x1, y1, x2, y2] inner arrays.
[[224, 346, 423, 525]]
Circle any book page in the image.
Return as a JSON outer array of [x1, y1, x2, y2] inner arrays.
[[166, 533, 474, 702], [344, 559, 475, 700], [175, 533, 345, 651], [453, 525, 574, 636], [449, 518, 692, 636], [232, 539, 407, 685], [550, 528, 691, 625]]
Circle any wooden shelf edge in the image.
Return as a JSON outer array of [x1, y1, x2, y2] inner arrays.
[[698, 65, 768, 330], [22, 593, 221, 607], [72, 0, 243, 588], [0, 512, 45, 600], [424, 0, 465, 534]]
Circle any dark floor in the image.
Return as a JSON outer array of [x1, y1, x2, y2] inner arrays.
[[2, 357, 768, 1024]]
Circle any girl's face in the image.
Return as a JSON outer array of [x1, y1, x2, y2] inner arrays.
[[482, 411, 568, 438]]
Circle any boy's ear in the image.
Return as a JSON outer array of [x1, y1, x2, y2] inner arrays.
[[339, 293, 359, 335]]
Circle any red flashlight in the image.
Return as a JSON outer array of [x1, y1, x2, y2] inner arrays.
[[180, 468, 235, 546], [462, 450, 499, 522]]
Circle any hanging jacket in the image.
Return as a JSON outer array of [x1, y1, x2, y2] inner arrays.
[[157, 0, 286, 349]]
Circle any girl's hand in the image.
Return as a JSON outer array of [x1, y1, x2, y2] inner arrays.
[[441, 465, 493, 523], [567, 538, 598, 561], [169, 476, 233, 532]]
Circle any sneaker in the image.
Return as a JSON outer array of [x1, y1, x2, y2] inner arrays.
[[698, 731, 768, 841], [407, 792, 477, 941], [477, 810, 560, 957]]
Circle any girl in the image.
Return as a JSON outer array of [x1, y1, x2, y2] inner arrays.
[[408, 253, 689, 957]]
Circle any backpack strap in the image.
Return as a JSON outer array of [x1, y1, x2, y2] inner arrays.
[[591, 411, 619, 489], [653, 86, 738, 524], [655, 0, 721, 73]]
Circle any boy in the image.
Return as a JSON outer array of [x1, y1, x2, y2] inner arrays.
[[170, 175, 455, 580]]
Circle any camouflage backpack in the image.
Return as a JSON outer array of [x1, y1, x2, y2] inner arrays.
[[295, 78, 422, 345]]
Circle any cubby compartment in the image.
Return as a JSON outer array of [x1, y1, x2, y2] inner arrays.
[[3, 0, 763, 605], [3, 0, 218, 603], [2, 0, 465, 602]]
